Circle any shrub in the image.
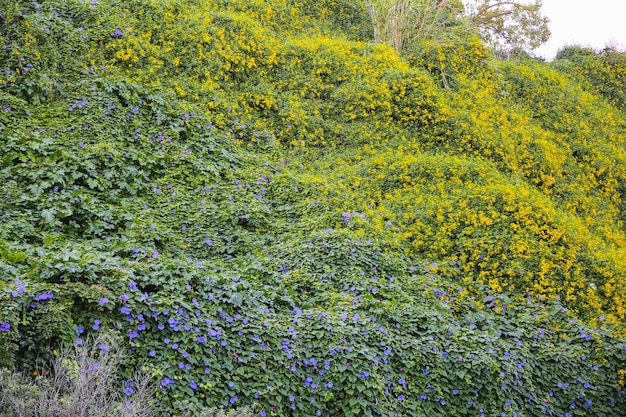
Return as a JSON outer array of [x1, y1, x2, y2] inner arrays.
[[554, 45, 626, 111], [0, 334, 157, 417]]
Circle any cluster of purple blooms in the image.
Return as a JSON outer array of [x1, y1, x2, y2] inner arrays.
[[110, 26, 124, 38]]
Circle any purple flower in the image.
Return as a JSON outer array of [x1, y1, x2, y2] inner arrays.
[[98, 297, 109, 305], [124, 382, 134, 396], [0, 322, 10, 332], [35, 293, 54, 301], [11, 279, 25, 297], [120, 306, 131, 315], [229, 396, 238, 404], [190, 380, 197, 390]]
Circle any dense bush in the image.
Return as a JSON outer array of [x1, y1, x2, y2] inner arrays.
[[0, 335, 157, 417], [554, 45, 626, 112]]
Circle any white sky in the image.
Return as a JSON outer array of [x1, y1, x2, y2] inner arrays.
[[535, 0, 626, 59]]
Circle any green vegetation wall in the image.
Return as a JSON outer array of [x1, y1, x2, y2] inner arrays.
[[1, 0, 626, 416]]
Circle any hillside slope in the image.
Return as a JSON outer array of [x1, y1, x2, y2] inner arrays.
[[1, 0, 626, 416]]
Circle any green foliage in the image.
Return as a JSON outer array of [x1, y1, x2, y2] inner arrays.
[[465, 0, 551, 56], [296, 0, 373, 41], [173, 401, 259, 417], [1, 0, 626, 416], [554, 45, 626, 111]]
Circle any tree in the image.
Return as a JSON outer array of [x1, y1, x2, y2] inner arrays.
[[366, 0, 550, 56], [365, 0, 468, 52], [464, 0, 550, 55]]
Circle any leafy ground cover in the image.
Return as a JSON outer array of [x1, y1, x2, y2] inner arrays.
[[1, 0, 626, 416]]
